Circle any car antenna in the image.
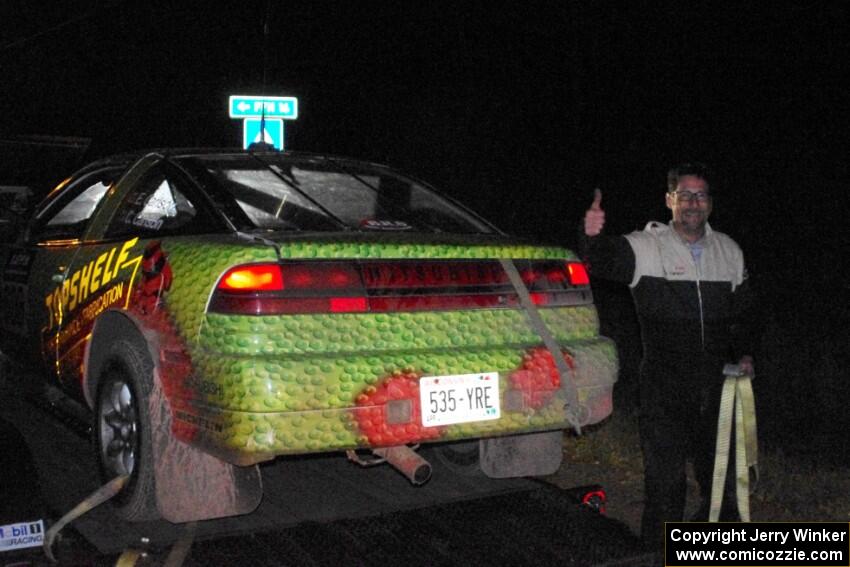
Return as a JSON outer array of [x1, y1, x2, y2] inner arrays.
[[260, 2, 268, 144], [249, 1, 276, 152]]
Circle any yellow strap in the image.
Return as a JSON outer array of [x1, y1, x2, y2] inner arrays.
[[163, 521, 197, 567], [709, 375, 757, 522], [499, 258, 583, 433], [43, 474, 129, 562], [115, 549, 145, 567], [738, 377, 759, 470]]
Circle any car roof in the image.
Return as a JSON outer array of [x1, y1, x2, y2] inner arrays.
[[81, 148, 393, 171], [42, 148, 503, 238]]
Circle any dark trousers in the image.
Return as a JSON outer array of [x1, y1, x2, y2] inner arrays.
[[638, 354, 739, 547]]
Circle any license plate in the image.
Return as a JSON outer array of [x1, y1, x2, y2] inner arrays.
[[420, 372, 500, 427]]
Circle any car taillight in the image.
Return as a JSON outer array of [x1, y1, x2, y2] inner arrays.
[[208, 260, 591, 315], [219, 264, 283, 291], [566, 262, 590, 286], [329, 296, 368, 313], [284, 263, 362, 289], [210, 262, 367, 315]]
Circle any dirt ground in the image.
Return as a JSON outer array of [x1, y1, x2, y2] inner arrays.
[[546, 412, 850, 544], [546, 454, 702, 537], [548, 459, 644, 535]]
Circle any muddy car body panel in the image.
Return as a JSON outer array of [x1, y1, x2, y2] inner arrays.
[[0, 149, 617, 520]]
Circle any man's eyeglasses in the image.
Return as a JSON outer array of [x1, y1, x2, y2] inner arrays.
[[671, 191, 711, 203]]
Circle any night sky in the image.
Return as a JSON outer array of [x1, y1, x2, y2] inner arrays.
[[1, 2, 848, 277]]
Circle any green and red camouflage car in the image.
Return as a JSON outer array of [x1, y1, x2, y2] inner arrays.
[[0, 149, 617, 523]]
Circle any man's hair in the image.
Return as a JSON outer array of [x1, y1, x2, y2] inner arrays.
[[667, 162, 713, 193]]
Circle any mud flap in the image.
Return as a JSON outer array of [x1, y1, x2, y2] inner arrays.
[[148, 372, 263, 523], [479, 430, 563, 478]]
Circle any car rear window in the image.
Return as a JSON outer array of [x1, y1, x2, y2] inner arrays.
[[184, 155, 494, 234]]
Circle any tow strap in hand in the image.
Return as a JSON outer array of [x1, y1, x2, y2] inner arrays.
[[709, 373, 758, 522]]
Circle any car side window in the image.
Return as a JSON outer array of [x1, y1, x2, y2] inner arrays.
[[33, 168, 119, 243], [104, 168, 216, 239]]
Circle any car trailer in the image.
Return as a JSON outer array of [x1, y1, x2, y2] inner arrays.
[[1, 380, 654, 566]]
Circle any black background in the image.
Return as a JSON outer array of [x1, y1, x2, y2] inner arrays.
[[2, 2, 847, 253]]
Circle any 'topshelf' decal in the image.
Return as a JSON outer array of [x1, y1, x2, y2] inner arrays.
[[44, 237, 142, 330]]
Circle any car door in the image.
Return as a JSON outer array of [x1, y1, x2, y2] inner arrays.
[[0, 166, 124, 377], [54, 157, 224, 396]]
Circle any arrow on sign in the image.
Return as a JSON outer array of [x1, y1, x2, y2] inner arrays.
[[229, 95, 298, 119], [242, 118, 284, 150], [254, 128, 273, 144]]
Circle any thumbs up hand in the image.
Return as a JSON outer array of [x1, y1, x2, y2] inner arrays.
[[583, 188, 605, 237]]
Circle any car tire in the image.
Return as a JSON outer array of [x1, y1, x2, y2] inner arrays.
[[0, 350, 8, 390], [94, 339, 159, 521], [433, 440, 481, 476]]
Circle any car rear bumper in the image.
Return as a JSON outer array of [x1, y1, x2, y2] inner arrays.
[[169, 338, 617, 466]]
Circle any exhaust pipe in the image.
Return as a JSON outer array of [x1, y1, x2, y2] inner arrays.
[[373, 445, 432, 485]]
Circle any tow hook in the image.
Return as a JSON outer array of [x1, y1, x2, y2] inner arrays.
[[581, 487, 607, 514], [568, 484, 607, 515], [346, 445, 433, 485]]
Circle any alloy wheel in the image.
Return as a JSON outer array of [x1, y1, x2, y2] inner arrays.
[[98, 378, 139, 477]]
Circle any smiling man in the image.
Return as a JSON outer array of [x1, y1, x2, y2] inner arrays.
[[580, 162, 756, 548], [668, 172, 712, 240]]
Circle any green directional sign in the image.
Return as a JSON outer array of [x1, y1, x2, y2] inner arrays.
[[229, 95, 298, 119], [243, 118, 284, 150]]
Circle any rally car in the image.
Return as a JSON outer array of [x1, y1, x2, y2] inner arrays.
[[0, 149, 617, 523]]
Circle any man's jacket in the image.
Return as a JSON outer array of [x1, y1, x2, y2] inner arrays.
[[581, 221, 754, 360]]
